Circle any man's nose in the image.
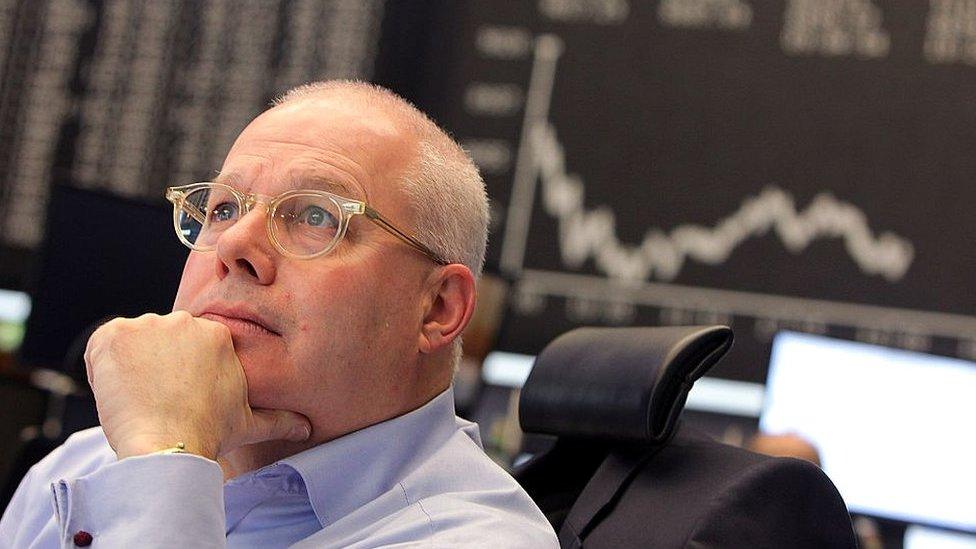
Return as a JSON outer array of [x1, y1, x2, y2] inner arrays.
[[213, 206, 277, 284]]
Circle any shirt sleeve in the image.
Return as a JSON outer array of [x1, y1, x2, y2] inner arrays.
[[50, 453, 226, 548], [0, 465, 50, 544]]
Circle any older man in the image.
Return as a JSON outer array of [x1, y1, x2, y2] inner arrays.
[[0, 81, 558, 547]]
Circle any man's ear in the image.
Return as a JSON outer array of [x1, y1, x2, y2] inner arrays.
[[418, 264, 477, 354]]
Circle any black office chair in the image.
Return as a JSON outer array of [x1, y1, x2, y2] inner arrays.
[[514, 326, 856, 549]]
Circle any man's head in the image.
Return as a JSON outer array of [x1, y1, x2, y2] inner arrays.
[[171, 81, 488, 443]]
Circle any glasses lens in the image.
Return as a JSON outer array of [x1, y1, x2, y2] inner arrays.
[[271, 194, 343, 257], [177, 186, 241, 248]]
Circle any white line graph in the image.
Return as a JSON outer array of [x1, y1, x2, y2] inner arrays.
[[500, 34, 916, 283]]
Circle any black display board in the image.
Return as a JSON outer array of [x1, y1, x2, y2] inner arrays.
[[419, 1, 976, 382], [0, 0, 386, 281], [0, 0, 391, 367], [17, 185, 187, 370], [4, 1, 976, 382]]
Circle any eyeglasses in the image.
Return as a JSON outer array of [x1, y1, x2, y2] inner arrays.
[[165, 182, 448, 264]]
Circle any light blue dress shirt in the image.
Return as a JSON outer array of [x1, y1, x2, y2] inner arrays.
[[0, 388, 558, 547]]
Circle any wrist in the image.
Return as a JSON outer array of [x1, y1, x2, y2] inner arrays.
[[115, 435, 218, 461], [150, 442, 189, 455]]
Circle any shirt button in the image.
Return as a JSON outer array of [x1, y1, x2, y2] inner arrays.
[[73, 530, 93, 546]]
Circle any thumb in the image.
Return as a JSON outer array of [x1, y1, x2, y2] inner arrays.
[[247, 409, 312, 445]]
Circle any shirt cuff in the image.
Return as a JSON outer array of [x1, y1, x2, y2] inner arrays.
[[51, 453, 225, 547]]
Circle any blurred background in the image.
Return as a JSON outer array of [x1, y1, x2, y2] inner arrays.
[[0, 1, 974, 547]]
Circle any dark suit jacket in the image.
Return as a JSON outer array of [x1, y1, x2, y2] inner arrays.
[[557, 428, 857, 548]]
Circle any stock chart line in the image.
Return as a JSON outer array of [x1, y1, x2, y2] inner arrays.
[[500, 34, 916, 283]]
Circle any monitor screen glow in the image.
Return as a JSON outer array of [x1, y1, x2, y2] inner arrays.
[[760, 332, 976, 532], [0, 288, 31, 353]]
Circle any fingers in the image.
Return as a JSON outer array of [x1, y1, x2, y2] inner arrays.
[[84, 330, 97, 387], [247, 409, 312, 445], [85, 310, 306, 459], [84, 315, 152, 387]]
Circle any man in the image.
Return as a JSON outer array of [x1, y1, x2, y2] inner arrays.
[[0, 81, 559, 547]]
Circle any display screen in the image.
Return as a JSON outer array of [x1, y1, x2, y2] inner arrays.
[[423, 2, 976, 386], [761, 331, 976, 532], [17, 185, 186, 369], [0, 289, 30, 353]]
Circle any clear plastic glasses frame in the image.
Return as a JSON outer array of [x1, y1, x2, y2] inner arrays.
[[165, 182, 448, 264]]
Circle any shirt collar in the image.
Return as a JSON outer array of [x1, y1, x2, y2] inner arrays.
[[278, 386, 467, 527]]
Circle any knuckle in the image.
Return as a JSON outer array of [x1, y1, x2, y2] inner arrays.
[[126, 312, 160, 330], [90, 317, 123, 343], [83, 348, 95, 386], [170, 310, 193, 322], [83, 337, 98, 366], [98, 316, 123, 332], [106, 315, 146, 335]]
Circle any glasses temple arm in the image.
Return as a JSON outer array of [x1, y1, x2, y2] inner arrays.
[[182, 202, 208, 225], [167, 189, 208, 226], [364, 206, 449, 266]]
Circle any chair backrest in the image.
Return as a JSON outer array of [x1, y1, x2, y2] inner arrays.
[[514, 325, 856, 549], [519, 325, 733, 444], [514, 325, 733, 530]]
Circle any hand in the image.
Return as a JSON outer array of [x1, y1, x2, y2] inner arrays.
[[84, 311, 310, 460]]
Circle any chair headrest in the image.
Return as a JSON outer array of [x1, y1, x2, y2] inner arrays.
[[518, 325, 733, 444]]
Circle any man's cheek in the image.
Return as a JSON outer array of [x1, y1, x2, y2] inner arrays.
[[238, 352, 288, 407], [172, 255, 210, 309]]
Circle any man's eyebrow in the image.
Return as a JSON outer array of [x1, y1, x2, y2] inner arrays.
[[284, 174, 358, 197], [211, 172, 243, 187], [210, 172, 359, 198]]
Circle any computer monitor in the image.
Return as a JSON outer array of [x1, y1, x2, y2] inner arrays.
[[760, 331, 976, 532], [0, 289, 31, 353], [18, 185, 187, 370]]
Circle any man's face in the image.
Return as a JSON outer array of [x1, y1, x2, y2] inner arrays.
[[172, 97, 435, 441]]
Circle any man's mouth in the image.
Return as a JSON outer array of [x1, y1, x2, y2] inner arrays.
[[199, 308, 281, 337]]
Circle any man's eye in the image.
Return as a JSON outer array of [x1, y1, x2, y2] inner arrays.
[[210, 202, 238, 222], [300, 206, 337, 228]]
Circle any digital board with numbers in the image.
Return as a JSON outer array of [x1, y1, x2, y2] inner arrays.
[[421, 0, 976, 382], [4, 0, 976, 384], [0, 0, 384, 253]]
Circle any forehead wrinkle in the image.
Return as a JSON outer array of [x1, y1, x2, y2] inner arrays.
[[212, 171, 244, 188], [223, 137, 372, 199], [259, 112, 401, 204], [280, 165, 364, 201], [218, 100, 413, 207], [210, 166, 364, 201]]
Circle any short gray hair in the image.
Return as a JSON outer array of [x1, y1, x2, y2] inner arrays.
[[273, 81, 488, 277]]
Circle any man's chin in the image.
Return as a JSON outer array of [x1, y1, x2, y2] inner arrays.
[[238, 362, 291, 410]]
